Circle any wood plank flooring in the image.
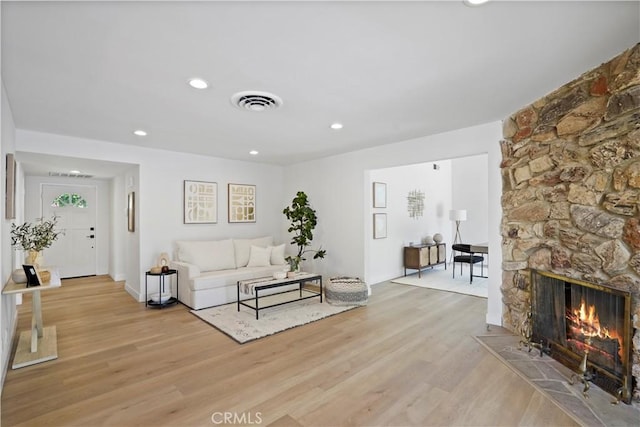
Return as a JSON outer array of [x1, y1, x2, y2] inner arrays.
[[1, 275, 578, 426]]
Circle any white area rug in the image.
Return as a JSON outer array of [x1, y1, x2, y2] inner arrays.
[[391, 266, 488, 298], [191, 291, 358, 344]]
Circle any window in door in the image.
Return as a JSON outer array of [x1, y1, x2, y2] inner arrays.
[[51, 193, 88, 208]]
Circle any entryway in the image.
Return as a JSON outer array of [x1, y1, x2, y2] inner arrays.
[[41, 184, 97, 278]]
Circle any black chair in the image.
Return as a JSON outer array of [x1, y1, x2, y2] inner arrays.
[[452, 244, 485, 284]]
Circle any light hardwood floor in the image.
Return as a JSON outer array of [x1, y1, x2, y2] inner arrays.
[[1, 275, 578, 426]]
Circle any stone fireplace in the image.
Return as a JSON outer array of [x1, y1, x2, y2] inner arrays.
[[500, 43, 640, 402]]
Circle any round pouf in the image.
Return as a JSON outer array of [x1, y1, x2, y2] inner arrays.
[[326, 277, 368, 306]]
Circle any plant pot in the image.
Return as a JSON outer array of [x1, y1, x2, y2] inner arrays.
[[287, 271, 296, 278]]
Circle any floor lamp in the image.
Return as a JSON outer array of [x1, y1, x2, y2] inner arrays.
[[449, 209, 467, 262]]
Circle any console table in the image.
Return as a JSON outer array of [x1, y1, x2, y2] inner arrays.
[[403, 243, 446, 277], [2, 269, 61, 369]]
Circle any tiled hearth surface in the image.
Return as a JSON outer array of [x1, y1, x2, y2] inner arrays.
[[475, 333, 639, 426]]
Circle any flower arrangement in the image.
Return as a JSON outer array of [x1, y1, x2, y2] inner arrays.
[[11, 216, 63, 252]]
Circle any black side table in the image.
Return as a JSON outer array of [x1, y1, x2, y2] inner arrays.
[[145, 269, 179, 308]]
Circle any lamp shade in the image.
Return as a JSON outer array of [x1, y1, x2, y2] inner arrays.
[[449, 209, 467, 221]]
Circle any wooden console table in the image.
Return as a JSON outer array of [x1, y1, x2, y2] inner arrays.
[[404, 243, 446, 277], [2, 269, 61, 369]]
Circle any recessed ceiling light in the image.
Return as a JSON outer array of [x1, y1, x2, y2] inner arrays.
[[330, 123, 343, 130], [464, 0, 490, 6], [249, 150, 259, 155], [188, 78, 209, 89], [133, 130, 147, 136], [70, 170, 80, 174]]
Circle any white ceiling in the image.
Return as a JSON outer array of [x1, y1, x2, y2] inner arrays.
[[2, 1, 639, 176]]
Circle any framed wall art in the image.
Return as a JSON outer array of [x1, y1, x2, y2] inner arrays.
[[373, 213, 387, 239], [373, 181, 386, 208], [5, 153, 16, 219], [127, 192, 135, 232], [228, 183, 256, 223], [184, 180, 217, 224]]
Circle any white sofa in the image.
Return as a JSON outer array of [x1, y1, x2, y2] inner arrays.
[[170, 236, 290, 309]]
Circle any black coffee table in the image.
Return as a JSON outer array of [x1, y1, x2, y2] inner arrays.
[[237, 273, 322, 319]]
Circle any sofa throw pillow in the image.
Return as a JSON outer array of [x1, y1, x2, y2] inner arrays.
[[268, 244, 286, 265], [247, 245, 272, 267], [233, 236, 274, 267], [176, 239, 236, 272]]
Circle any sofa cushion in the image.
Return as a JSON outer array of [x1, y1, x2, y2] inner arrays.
[[190, 265, 286, 291], [269, 244, 286, 265], [247, 245, 272, 267], [176, 239, 236, 271], [233, 236, 274, 267]]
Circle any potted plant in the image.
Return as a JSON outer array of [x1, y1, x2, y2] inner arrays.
[[11, 216, 63, 267], [283, 191, 326, 275]]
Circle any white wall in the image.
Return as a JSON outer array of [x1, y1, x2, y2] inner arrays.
[[451, 154, 489, 246], [368, 161, 453, 284], [15, 130, 286, 301], [1, 79, 19, 389], [284, 121, 503, 325], [23, 176, 112, 276]]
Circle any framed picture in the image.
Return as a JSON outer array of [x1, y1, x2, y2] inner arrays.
[[5, 153, 16, 219], [22, 264, 42, 287], [228, 183, 256, 223], [373, 213, 387, 239], [373, 182, 386, 208], [127, 192, 135, 232], [184, 180, 217, 224]]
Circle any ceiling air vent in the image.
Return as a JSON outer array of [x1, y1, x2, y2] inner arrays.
[[230, 91, 283, 112], [49, 172, 94, 179]]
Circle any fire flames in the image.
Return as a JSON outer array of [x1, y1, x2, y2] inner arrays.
[[567, 298, 624, 358]]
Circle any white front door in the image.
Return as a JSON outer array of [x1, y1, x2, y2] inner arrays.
[[41, 184, 97, 278]]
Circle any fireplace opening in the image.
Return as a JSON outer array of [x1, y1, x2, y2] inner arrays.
[[531, 270, 634, 403]]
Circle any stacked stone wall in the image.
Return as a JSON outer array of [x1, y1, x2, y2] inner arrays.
[[500, 43, 640, 401]]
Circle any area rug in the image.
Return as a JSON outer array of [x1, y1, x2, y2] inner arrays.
[[391, 267, 488, 298], [475, 334, 640, 426], [191, 291, 358, 344]]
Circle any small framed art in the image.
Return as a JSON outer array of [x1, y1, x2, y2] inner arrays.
[[228, 183, 256, 223], [184, 180, 217, 224], [373, 213, 387, 239], [373, 182, 386, 208]]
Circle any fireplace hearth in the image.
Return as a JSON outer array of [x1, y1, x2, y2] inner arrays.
[[531, 270, 633, 404]]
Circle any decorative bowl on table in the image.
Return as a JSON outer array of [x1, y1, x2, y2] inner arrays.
[[273, 271, 287, 279], [149, 292, 172, 303]]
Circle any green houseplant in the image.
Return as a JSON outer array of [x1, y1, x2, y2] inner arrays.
[[283, 191, 327, 272], [11, 216, 63, 266]]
